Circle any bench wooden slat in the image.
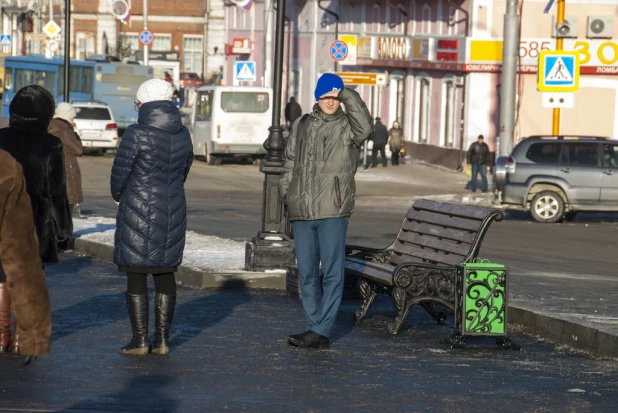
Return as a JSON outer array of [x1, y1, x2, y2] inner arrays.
[[405, 209, 481, 232], [410, 199, 496, 221], [401, 219, 478, 244], [389, 247, 464, 266], [395, 231, 471, 256], [345, 258, 393, 286]]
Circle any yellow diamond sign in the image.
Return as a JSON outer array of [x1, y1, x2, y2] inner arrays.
[[42, 21, 61, 38]]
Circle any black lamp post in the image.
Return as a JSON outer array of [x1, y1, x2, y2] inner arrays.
[[245, 0, 295, 271]]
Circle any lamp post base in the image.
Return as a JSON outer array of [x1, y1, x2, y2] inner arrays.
[[245, 234, 295, 272]]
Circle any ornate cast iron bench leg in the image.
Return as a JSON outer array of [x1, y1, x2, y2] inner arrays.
[[387, 287, 411, 335], [421, 302, 448, 324], [354, 279, 377, 322]]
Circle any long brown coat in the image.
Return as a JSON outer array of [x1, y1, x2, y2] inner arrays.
[[0, 150, 52, 356], [48, 118, 84, 204]]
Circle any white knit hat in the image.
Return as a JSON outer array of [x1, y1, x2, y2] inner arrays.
[[136, 78, 174, 104], [54, 102, 76, 122]]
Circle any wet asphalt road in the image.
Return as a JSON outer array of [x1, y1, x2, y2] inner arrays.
[[80, 156, 618, 279], [0, 254, 617, 412]]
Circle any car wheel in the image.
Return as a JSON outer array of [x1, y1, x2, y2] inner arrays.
[[530, 191, 564, 223]]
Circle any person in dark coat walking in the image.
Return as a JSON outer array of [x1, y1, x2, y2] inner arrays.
[[467, 134, 491, 192], [0, 85, 71, 355], [284, 96, 302, 129], [371, 117, 388, 167], [388, 121, 404, 166], [48, 102, 84, 220], [111, 79, 193, 356]]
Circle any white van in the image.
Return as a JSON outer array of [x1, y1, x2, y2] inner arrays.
[[191, 86, 272, 164]]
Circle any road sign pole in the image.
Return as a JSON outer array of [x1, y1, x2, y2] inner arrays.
[[63, 0, 70, 102], [552, 0, 565, 135], [143, 0, 149, 65], [498, 0, 520, 156]]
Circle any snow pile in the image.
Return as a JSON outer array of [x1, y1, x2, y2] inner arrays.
[[72, 217, 246, 272]]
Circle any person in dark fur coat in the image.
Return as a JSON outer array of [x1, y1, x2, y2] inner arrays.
[[0, 85, 72, 355], [111, 79, 193, 356]]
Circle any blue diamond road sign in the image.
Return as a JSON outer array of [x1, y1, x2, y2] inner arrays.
[[330, 40, 348, 61]]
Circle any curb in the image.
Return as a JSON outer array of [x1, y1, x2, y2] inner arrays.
[[73, 238, 617, 359], [73, 238, 286, 290]]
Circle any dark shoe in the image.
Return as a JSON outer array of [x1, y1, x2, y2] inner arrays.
[[119, 293, 149, 356], [0, 283, 11, 353], [287, 330, 330, 349], [151, 293, 176, 355]]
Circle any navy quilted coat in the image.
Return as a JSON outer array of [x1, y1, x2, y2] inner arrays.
[[110, 100, 193, 269]]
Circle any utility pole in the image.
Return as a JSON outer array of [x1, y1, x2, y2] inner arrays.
[[552, 0, 565, 135], [264, 0, 273, 87], [498, 0, 519, 156], [64, 0, 70, 102], [143, 0, 148, 65]]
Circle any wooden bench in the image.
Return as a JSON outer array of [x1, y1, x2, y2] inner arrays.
[[345, 199, 505, 335]]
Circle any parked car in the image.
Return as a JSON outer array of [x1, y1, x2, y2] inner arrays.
[[179, 72, 203, 89], [495, 135, 618, 223], [72, 101, 119, 154]]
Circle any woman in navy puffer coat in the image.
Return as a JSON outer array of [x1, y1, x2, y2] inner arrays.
[[110, 79, 193, 356]]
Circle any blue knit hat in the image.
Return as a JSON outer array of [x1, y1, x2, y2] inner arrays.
[[314, 73, 344, 100]]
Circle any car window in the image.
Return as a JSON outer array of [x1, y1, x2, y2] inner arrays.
[[525, 142, 560, 164], [602, 144, 618, 168], [560, 143, 599, 166], [75, 107, 112, 120]]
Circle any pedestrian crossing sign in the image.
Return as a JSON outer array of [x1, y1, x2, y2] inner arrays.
[[538, 51, 579, 92], [0, 35, 11, 47], [234, 61, 256, 82]]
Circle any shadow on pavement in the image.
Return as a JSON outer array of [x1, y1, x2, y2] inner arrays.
[[53, 375, 178, 413], [171, 280, 251, 351], [52, 292, 126, 343]]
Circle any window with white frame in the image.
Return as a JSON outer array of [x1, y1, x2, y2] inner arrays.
[[448, 6, 459, 35], [290, 69, 301, 104], [118, 33, 139, 59], [417, 77, 430, 143], [441, 78, 457, 147], [389, 3, 406, 34], [152, 34, 172, 52], [421, 4, 431, 34], [183, 36, 203, 75], [371, 4, 381, 33], [76, 32, 95, 60], [408, 1, 417, 34]]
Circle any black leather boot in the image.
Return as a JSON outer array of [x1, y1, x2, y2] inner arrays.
[[119, 293, 149, 356], [151, 293, 176, 355], [287, 330, 330, 349]]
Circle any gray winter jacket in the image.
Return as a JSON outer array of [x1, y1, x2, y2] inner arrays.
[[279, 88, 373, 221]]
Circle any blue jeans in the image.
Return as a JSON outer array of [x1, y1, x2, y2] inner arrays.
[[471, 164, 488, 192], [292, 217, 349, 338]]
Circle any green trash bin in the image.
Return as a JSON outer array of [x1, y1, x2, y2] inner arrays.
[[448, 261, 520, 349]]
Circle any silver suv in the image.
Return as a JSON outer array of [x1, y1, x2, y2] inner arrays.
[[496, 136, 618, 223]]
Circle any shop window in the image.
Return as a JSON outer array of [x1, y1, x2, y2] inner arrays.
[[290, 69, 301, 104], [442, 80, 456, 147], [76, 32, 95, 61]]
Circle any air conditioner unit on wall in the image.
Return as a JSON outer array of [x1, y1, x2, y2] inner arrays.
[[552, 15, 579, 38], [587, 16, 614, 38]]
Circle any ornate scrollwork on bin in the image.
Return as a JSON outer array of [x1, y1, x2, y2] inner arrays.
[[464, 269, 506, 334]]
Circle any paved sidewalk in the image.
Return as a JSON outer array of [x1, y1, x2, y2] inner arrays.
[[0, 254, 617, 412]]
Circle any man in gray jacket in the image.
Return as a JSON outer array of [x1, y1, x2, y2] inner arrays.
[[279, 73, 373, 349]]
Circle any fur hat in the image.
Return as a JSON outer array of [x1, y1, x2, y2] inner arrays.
[[54, 102, 77, 122], [136, 78, 174, 104], [314, 73, 344, 101], [9, 85, 56, 130]]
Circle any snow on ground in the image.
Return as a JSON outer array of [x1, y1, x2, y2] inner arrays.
[[355, 193, 496, 210], [73, 217, 246, 272]]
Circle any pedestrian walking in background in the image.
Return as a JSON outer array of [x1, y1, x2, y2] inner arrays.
[[280, 73, 373, 349], [111, 79, 193, 356], [388, 121, 404, 166], [0, 150, 52, 361], [371, 117, 388, 167], [467, 134, 490, 192], [0, 85, 72, 355], [48, 102, 84, 221], [284, 96, 302, 129]]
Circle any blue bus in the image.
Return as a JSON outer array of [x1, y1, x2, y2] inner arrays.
[[91, 60, 152, 133], [2, 55, 96, 118]]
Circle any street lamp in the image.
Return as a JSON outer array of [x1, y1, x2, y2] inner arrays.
[[244, 0, 295, 271]]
